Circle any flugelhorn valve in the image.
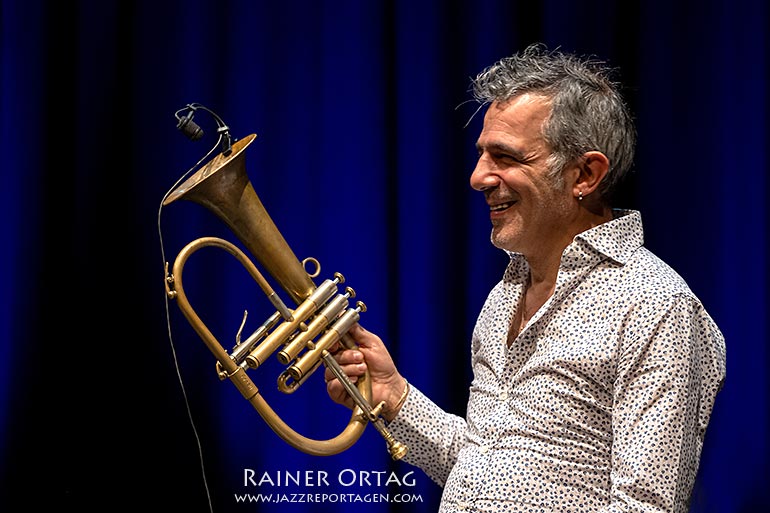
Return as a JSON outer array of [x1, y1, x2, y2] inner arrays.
[[277, 285, 356, 365], [245, 276, 341, 368], [284, 301, 367, 385]]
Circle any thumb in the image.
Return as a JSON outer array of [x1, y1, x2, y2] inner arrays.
[[348, 323, 378, 348]]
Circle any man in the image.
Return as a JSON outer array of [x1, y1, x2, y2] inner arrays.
[[326, 43, 726, 512]]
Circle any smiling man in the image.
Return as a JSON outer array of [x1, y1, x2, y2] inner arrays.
[[327, 43, 726, 513]]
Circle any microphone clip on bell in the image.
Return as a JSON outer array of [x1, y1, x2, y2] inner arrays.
[[175, 108, 204, 141], [217, 124, 232, 156], [174, 102, 233, 156]]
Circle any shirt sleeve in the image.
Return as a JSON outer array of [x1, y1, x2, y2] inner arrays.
[[385, 384, 468, 487], [602, 293, 726, 512]]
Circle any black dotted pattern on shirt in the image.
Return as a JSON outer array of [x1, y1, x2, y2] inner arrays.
[[388, 210, 726, 513]]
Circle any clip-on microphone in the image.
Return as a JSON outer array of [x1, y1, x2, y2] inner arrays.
[[174, 103, 233, 156]]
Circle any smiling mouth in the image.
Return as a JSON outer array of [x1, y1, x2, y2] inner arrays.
[[490, 201, 516, 212]]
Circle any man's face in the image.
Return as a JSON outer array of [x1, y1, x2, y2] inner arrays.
[[470, 94, 576, 258]]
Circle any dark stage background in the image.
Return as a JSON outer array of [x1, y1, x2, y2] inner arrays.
[[1, 1, 767, 512]]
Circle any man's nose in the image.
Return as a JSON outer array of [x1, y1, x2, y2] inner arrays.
[[470, 156, 499, 192]]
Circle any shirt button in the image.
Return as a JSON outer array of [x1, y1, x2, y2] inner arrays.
[[479, 444, 489, 454], [499, 391, 508, 401], [458, 501, 468, 510]]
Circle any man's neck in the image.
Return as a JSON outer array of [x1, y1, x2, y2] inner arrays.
[[525, 205, 614, 295]]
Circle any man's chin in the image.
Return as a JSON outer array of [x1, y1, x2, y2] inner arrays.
[[490, 231, 513, 252]]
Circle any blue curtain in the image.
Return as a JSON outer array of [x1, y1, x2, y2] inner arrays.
[[1, 1, 766, 512]]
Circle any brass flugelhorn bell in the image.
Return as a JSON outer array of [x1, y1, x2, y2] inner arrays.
[[163, 133, 407, 460]]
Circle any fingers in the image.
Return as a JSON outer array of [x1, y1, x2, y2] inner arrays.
[[323, 322, 398, 412], [338, 348, 365, 366], [324, 355, 366, 410], [323, 349, 366, 383], [347, 323, 379, 348], [325, 377, 354, 409]]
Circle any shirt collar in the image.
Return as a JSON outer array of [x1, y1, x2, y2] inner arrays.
[[504, 209, 644, 272], [573, 209, 644, 266]]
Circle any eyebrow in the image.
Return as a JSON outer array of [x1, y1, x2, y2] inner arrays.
[[476, 141, 530, 162]]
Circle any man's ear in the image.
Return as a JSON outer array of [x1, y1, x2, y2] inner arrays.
[[573, 151, 609, 199]]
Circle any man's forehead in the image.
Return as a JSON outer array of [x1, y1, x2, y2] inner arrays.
[[487, 93, 552, 116], [480, 95, 551, 139]]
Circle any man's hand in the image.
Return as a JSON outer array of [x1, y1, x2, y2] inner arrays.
[[325, 323, 408, 422]]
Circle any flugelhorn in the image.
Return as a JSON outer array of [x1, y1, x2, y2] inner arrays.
[[163, 133, 407, 460]]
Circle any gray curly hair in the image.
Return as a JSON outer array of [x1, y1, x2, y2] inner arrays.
[[471, 43, 636, 198]]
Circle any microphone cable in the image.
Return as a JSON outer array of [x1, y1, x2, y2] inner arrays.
[[156, 102, 232, 513]]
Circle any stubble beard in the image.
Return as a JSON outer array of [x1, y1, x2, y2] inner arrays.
[[489, 219, 518, 252]]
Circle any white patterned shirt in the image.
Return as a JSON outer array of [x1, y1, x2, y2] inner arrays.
[[389, 210, 726, 513]]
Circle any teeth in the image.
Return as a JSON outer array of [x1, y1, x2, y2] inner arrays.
[[490, 201, 515, 212]]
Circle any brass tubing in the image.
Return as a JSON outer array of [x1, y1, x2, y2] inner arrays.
[[247, 385, 367, 456], [230, 311, 282, 364], [289, 306, 363, 381], [167, 235, 369, 455], [277, 294, 349, 365]]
